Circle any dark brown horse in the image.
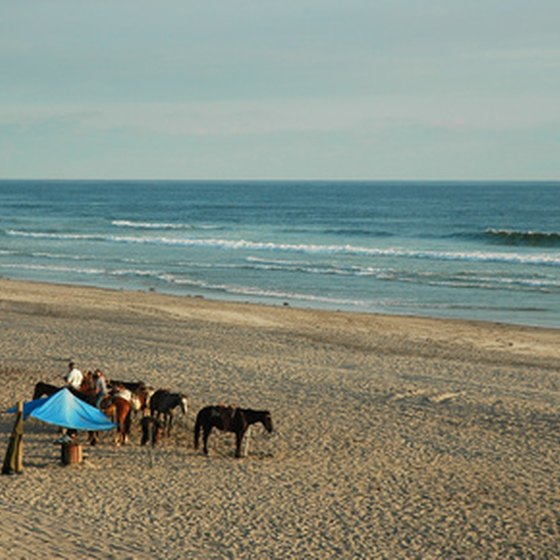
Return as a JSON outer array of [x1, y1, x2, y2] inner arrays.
[[194, 405, 273, 458], [32, 381, 61, 400]]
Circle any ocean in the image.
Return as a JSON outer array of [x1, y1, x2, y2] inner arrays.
[[1, 180, 559, 328]]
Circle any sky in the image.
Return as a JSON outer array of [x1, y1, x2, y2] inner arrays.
[[1, 1, 559, 180]]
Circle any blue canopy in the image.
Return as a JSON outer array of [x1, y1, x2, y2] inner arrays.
[[6, 397, 50, 420], [9, 389, 116, 431]]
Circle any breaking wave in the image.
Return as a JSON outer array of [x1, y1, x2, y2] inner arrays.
[[5, 229, 560, 267], [112, 220, 220, 230], [485, 228, 560, 246]]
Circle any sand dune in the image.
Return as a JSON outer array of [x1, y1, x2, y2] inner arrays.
[[1, 279, 558, 558]]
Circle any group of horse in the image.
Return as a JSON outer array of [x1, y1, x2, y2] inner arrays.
[[32, 372, 273, 458]]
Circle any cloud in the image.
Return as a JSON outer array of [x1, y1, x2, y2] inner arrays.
[[1, 90, 558, 142], [1, 1, 559, 178]]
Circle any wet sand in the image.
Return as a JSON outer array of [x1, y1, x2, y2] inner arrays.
[[0, 278, 558, 559]]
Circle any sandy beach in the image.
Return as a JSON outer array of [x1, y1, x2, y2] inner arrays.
[[0, 278, 558, 559]]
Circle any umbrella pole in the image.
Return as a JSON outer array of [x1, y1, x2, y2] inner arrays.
[[2, 401, 24, 475]]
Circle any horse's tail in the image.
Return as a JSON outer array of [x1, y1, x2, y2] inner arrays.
[[124, 404, 132, 435], [194, 411, 202, 449]]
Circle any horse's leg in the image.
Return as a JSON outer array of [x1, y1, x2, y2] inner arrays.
[[117, 405, 127, 446], [112, 405, 123, 446], [203, 425, 212, 455], [167, 411, 174, 436], [118, 415, 127, 446], [122, 404, 132, 445], [116, 414, 123, 446], [235, 428, 246, 458]]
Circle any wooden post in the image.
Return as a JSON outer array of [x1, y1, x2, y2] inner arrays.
[[2, 401, 24, 475]]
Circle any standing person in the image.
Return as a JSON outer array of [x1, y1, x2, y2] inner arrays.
[[65, 361, 83, 390], [93, 369, 109, 408], [58, 361, 83, 443]]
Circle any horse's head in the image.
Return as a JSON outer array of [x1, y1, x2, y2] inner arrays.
[[261, 411, 273, 433], [130, 394, 142, 412], [80, 371, 95, 392], [144, 387, 155, 407], [180, 395, 188, 415], [32, 382, 43, 401]]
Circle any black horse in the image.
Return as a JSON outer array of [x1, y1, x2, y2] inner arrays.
[[150, 389, 188, 435], [194, 405, 273, 458], [32, 381, 61, 400], [32, 381, 96, 405]]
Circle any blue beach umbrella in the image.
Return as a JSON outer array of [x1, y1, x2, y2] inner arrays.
[[6, 397, 49, 420], [7, 388, 115, 431]]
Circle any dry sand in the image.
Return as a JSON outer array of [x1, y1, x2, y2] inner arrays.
[[0, 278, 558, 559]]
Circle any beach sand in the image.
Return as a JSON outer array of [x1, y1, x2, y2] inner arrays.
[[0, 278, 558, 559]]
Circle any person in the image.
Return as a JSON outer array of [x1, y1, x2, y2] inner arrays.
[[56, 361, 83, 443], [65, 361, 83, 390], [93, 369, 108, 408]]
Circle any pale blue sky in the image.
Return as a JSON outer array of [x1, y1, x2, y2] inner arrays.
[[1, 1, 559, 180]]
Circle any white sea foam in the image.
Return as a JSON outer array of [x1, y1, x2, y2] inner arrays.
[[31, 251, 91, 261], [6, 229, 560, 267], [158, 273, 381, 308], [112, 220, 219, 230], [112, 220, 190, 230], [0, 263, 105, 274]]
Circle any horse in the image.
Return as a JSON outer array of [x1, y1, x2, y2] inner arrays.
[[108, 379, 146, 393], [131, 385, 153, 418], [194, 405, 273, 458], [73, 379, 130, 447], [108, 379, 152, 416], [62, 381, 105, 445], [140, 416, 165, 447], [100, 389, 132, 446], [150, 389, 188, 436], [33, 372, 95, 402], [32, 381, 61, 400]]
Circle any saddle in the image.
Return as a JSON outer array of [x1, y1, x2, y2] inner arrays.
[[112, 388, 133, 402], [219, 405, 237, 430]]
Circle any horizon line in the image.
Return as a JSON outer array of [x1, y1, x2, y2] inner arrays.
[[1, 177, 559, 184]]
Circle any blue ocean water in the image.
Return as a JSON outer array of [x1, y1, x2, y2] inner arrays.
[[1, 180, 559, 328]]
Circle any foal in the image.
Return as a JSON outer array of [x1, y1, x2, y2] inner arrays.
[[140, 416, 165, 447]]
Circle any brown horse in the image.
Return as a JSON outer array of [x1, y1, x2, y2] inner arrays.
[[100, 395, 132, 446], [194, 405, 273, 458], [108, 379, 152, 417]]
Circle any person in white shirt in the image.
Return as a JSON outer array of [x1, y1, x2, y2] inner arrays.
[[65, 362, 83, 390]]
